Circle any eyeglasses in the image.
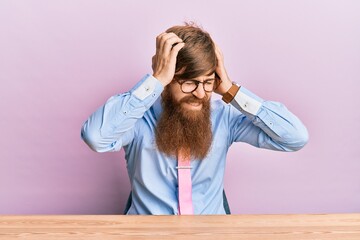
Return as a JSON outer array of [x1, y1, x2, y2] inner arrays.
[[176, 79, 217, 93]]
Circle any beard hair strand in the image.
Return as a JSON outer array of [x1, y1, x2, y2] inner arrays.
[[155, 87, 213, 160]]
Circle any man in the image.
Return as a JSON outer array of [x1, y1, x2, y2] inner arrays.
[[81, 24, 308, 215]]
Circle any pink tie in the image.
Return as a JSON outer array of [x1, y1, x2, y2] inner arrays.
[[177, 151, 194, 215]]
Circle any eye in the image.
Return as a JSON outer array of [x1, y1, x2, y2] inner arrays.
[[184, 81, 195, 85], [204, 80, 214, 85]]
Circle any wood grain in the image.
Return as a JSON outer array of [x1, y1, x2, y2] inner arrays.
[[0, 214, 360, 239]]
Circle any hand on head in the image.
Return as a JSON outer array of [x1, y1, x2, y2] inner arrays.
[[152, 31, 233, 97], [152, 32, 185, 86], [213, 43, 233, 95]]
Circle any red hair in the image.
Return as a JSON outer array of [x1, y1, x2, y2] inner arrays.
[[166, 23, 217, 80]]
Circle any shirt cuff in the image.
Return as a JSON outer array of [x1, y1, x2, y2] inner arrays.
[[230, 86, 263, 115], [132, 74, 163, 100]]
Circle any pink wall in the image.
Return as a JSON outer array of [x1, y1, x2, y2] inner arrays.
[[1, 0, 359, 214]]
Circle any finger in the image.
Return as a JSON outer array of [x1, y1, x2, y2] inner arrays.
[[161, 32, 179, 40], [156, 32, 167, 50], [214, 42, 221, 52], [151, 55, 156, 71], [156, 32, 177, 49], [158, 32, 181, 51], [214, 43, 224, 62], [169, 42, 185, 61], [161, 36, 184, 56]]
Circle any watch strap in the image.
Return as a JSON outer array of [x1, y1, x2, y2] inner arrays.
[[222, 82, 240, 104]]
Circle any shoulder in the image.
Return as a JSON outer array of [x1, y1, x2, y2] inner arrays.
[[210, 99, 238, 115], [210, 99, 246, 121], [211, 99, 227, 112], [210, 99, 231, 122]]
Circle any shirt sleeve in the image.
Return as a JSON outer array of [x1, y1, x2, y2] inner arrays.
[[81, 74, 163, 152], [228, 86, 309, 151]]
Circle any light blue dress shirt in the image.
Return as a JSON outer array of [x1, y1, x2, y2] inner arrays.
[[81, 74, 308, 215]]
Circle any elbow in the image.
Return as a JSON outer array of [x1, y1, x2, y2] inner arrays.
[[81, 124, 104, 153], [287, 126, 309, 152]]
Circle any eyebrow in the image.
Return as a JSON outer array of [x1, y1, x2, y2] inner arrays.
[[189, 78, 215, 82]]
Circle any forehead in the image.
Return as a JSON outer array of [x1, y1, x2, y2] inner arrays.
[[186, 73, 215, 81]]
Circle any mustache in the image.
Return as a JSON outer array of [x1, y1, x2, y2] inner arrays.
[[179, 95, 208, 105]]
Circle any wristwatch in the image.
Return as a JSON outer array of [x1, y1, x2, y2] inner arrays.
[[222, 82, 240, 104]]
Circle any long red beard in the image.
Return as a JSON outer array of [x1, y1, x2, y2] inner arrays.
[[155, 87, 212, 159]]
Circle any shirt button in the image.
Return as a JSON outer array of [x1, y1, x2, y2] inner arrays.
[[145, 86, 150, 91]]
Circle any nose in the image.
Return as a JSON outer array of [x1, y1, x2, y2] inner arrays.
[[192, 83, 206, 99]]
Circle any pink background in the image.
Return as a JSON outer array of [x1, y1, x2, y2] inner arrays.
[[1, 0, 359, 214]]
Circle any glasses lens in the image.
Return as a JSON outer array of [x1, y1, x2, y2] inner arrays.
[[179, 79, 216, 93], [204, 80, 215, 92], [181, 81, 197, 93]]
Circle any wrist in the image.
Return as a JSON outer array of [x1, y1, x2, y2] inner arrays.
[[220, 80, 233, 96], [222, 82, 240, 104], [153, 74, 169, 87]]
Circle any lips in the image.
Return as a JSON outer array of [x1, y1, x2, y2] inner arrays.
[[188, 101, 202, 106], [179, 96, 207, 109], [186, 99, 203, 104]]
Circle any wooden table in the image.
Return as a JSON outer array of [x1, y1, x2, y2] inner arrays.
[[1, 214, 360, 239]]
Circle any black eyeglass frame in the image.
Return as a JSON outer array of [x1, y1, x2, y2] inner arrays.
[[176, 78, 222, 94]]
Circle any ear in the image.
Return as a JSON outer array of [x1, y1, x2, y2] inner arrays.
[[214, 73, 222, 90]]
